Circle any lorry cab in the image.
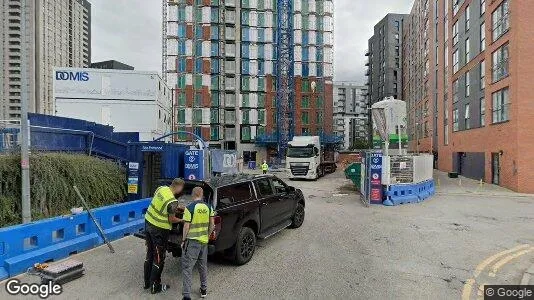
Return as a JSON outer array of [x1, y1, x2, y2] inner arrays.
[[286, 136, 322, 180]]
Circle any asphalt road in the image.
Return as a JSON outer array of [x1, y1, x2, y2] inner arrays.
[[2, 171, 534, 299]]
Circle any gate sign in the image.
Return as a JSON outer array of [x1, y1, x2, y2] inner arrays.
[[184, 150, 204, 180], [369, 152, 383, 204]]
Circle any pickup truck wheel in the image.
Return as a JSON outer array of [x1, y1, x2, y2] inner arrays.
[[290, 203, 305, 228], [233, 227, 256, 265]]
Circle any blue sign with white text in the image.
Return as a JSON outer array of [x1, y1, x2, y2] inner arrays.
[[184, 150, 204, 180], [369, 152, 383, 204], [55, 71, 89, 81]]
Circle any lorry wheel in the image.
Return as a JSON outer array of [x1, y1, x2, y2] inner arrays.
[[232, 227, 256, 265], [290, 202, 305, 228]]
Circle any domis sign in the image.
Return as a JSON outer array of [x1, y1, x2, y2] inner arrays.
[[55, 71, 89, 82]]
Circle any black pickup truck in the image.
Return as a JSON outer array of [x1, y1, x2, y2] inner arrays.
[[135, 174, 306, 265]]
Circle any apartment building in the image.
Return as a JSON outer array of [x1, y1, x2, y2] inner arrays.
[[404, 0, 534, 193], [0, 0, 91, 121], [333, 82, 368, 150], [164, 0, 334, 157], [366, 14, 407, 105]]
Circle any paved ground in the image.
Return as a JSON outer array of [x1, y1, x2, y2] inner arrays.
[[1, 170, 533, 299]]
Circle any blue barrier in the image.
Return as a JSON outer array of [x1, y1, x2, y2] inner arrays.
[[383, 179, 435, 206], [0, 198, 151, 280]]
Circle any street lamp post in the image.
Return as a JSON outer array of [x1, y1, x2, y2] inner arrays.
[[20, 0, 32, 223]]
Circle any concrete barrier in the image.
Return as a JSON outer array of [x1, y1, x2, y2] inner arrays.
[[0, 198, 150, 280]]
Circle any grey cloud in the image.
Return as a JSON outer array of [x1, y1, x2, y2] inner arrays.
[[90, 0, 414, 84]]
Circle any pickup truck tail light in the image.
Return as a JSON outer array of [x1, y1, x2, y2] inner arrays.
[[209, 216, 222, 241]]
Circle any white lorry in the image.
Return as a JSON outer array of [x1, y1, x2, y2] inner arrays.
[[286, 136, 337, 180]]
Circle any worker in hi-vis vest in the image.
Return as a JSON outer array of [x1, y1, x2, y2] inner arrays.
[[144, 178, 185, 294], [261, 160, 269, 174], [181, 187, 215, 300]]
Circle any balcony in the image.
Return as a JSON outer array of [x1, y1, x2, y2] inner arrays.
[[365, 49, 370, 56], [365, 69, 370, 76]]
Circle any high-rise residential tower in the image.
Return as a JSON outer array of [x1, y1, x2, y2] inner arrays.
[[164, 0, 334, 159], [333, 82, 368, 150], [0, 0, 91, 120]]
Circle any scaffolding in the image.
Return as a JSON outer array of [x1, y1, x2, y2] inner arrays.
[[275, 0, 295, 161]]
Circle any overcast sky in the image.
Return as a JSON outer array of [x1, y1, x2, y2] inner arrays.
[[91, 0, 414, 85]]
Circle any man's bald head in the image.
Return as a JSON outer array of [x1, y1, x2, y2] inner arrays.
[[192, 187, 204, 199]]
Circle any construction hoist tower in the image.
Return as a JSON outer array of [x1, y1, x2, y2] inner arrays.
[[275, 0, 295, 162]]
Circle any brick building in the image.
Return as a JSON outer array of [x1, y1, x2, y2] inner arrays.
[[163, 0, 334, 160], [404, 0, 534, 193]]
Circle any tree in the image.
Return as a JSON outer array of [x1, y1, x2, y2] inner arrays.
[[349, 138, 370, 150]]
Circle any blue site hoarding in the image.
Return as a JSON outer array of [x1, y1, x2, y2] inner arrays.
[[184, 149, 204, 180]]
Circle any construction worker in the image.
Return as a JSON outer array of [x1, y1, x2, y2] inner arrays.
[[144, 178, 185, 294], [181, 187, 215, 300], [261, 160, 269, 174]]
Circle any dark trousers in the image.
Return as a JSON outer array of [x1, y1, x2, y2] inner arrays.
[[263, 170, 267, 174], [144, 221, 170, 289]]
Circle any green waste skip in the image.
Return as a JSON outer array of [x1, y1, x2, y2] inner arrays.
[[344, 162, 362, 189]]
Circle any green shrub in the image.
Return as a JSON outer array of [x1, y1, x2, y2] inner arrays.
[[0, 153, 126, 227]]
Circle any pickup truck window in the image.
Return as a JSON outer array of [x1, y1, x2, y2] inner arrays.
[[217, 182, 253, 208], [272, 178, 287, 194], [255, 178, 274, 197]]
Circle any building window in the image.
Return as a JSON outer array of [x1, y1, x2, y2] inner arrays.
[[464, 103, 470, 130], [492, 43, 509, 82], [492, 87, 509, 123], [453, 49, 459, 73], [193, 109, 203, 124], [452, 21, 459, 45], [210, 126, 219, 140], [394, 21, 400, 31], [480, 22, 486, 51], [177, 109, 186, 123], [465, 71, 470, 97], [178, 92, 186, 106], [481, 0, 486, 15], [302, 112, 309, 124], [302, 96, 310, 108], [480, 97, 485, 126], [210, 108, 219, 123], [453, 109, 459, 132], [465, 5, 470, 31], [480, 60, 486, 90], [302, 127, 310, 135], [453, 79, 459, 103], [465, 38, 470, 62], [241, 126, 251, 141], [194, 93, 202, 107], [492, 0, 510, 41]]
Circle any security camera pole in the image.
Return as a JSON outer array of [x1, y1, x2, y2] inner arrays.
[[20, 0, 32, 223]]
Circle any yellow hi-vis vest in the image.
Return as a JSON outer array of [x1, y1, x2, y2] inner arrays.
[[183, 201, 214, 244], [261, 163, 268, 171], [145, 186, 177, 230]]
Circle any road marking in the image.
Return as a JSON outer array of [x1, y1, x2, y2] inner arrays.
[[474, 244, 530, 277], [477, 282, 487, 297], [489, 248, 533, 277], [461, 278, 475, 300]]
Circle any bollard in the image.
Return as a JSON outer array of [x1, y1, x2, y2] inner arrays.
[[459, 178, 462, 186], [437, 178, 441, 188]]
